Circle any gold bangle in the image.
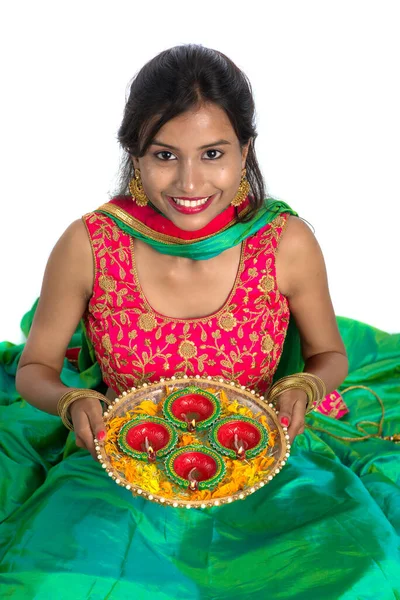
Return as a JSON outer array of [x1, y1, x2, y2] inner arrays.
[[267, 373, 327, 414], [57, 389, 110, 431], [268, 379, 316, 412], [269, 376, 318, 400], [292, 373, 327, 402], [294, 373, 327, 413]]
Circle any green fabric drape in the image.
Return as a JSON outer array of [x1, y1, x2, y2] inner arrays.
[[98, 199, 298, 261], [0, 305, 399, 599]]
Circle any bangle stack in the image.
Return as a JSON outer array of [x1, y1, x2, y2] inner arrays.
[[267, 373, 327, 414], [57, 389, 111, 431]]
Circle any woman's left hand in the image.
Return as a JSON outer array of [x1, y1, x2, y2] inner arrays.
[[276, 389, 308, 443]]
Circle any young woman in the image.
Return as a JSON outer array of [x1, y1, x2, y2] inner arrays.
[[1, 45, 399, 599]]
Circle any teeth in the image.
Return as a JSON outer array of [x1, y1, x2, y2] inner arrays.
[[172, 197, 209, 207]]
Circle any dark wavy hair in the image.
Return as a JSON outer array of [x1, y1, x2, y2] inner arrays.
[[116, 44, 267, 221]]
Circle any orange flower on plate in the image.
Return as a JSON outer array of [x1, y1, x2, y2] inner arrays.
[[132, 400, 159, 416]]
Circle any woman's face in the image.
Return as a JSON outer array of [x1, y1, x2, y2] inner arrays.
[[132, 102, 250, 231]]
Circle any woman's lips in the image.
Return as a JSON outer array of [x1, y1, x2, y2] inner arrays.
[[166, 194, 215, 214]]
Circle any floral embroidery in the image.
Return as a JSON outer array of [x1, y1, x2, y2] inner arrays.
[[261, 334, 274, 354], [178, 340, 197, 359], [218, 313, 237, 332], [83, 198, 291, 395], [258, 275, 275, 294], [102, 334, 113, 353], [99, 275, 116, 292], [138, 313, 157, 332]]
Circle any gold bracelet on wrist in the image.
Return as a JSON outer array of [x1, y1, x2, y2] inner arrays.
[[268, 377, 316, 412], [291, 373, 327, 412], [57, 389, 111, 431], [267, 373, 327, 414]]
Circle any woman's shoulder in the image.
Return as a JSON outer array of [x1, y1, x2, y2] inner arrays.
[[279, 214, 317, 252], [276, 215, 324, 297], [50, 219, 94, 299], [58, 218, 93, 255]]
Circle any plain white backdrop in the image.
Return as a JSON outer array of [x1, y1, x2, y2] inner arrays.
[[0, 0, 399, 343]]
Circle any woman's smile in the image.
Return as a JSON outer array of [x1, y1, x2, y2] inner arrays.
[[165, 193, 217, 215]]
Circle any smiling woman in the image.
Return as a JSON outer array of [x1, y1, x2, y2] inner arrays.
[[0, 44, 399, 600]]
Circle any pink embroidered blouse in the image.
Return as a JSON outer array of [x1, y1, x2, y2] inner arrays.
[[82, 200, 290, 397]]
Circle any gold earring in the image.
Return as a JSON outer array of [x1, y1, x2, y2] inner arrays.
[[231, 168, 250, 207], [129, 168, 149, 207]]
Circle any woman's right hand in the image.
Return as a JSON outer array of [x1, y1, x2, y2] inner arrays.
[[69, 398, 106, 461]]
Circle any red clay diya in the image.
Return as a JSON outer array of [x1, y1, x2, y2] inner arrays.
[[165, 445, 226, 491], [163, 386, 221, 431], [209, 415, 269, 460], [118, 417, 178, 462]]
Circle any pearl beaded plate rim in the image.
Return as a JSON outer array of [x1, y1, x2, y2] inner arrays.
[[95, 375, 291, 509]]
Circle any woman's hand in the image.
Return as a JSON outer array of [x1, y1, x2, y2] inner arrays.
[[276, 389, 308, 443], [70, 398, 106, 461]]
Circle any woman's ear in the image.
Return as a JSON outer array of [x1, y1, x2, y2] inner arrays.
[[241, 140, 251, 168]]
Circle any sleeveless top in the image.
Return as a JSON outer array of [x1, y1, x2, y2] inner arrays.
[[82, 201, 291, 396]]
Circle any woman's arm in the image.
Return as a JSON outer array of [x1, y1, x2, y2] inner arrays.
[[275, 216, 349, 440], [16, 219, 94, 414], [16, 219, 106, 459]]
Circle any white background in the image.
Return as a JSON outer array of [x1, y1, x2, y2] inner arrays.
[[1, 0, 399, 343]]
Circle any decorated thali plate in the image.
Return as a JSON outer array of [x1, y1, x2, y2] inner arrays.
[[95, 375, 291, 509]]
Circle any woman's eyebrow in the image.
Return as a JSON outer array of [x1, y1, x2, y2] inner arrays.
[[150, 139, 231, 151]]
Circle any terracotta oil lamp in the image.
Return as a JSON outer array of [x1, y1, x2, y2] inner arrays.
[[165, 445, 226, 492], [163, 386, 221, 432], [118, 417, 178, 462], [209, 416, 269, 460]]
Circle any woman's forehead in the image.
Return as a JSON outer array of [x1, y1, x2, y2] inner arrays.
[[151, 104, 237, 147]]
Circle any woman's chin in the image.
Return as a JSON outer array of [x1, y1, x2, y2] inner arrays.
[[169, 214, 213, 232]]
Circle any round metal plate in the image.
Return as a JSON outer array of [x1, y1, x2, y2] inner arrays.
[[97, 376, 290, 509]]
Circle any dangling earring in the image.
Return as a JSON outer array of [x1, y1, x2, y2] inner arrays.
[[129, 168, 149, 207], [231, 168, 251, 207]]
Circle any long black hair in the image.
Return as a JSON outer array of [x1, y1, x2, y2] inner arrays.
[[116, 44, 267, 221]]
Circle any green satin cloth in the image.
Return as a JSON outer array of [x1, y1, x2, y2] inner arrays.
[[99, 199, 298, 261], [0, 309, 399, 599]]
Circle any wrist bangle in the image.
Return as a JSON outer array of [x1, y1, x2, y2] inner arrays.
[[57, 389, 110, 431], [267, 373, 327, 414], [291, 373, 327, 412]]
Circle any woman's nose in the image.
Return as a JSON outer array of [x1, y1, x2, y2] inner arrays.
[[175, 161, 204, 195]]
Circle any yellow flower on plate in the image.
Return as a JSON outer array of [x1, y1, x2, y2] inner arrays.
[[132, 400, 159, 416]]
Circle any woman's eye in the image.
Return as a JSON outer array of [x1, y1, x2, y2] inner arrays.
[[155, 151, 177, 161], [154, 149, 223, 161], [204, 149, 223, 160]]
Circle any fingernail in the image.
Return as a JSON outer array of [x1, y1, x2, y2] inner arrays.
[[97, 430, 106, 441], [280, 417, 290, 427]]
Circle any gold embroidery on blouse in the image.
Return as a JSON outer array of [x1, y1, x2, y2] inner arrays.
[[138, 313, 157, 332], [218, 313, 237, 332], [258, 274, 275, 294], [99, 275, 117, 292], [261, 334, 274, 354], [178, 340, 197, 359]]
